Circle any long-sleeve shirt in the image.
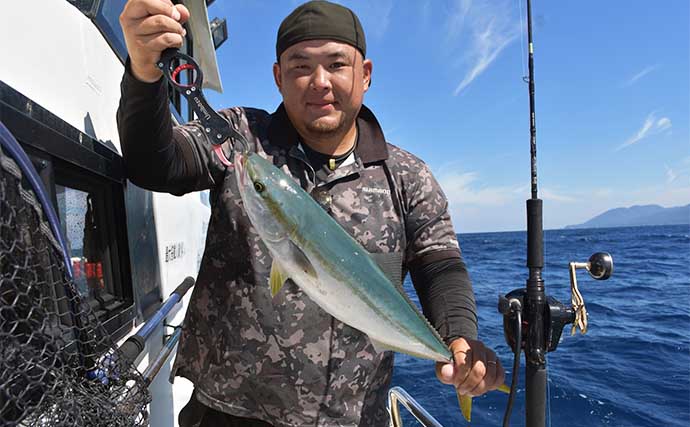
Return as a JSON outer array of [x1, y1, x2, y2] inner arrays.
[[117, 64, 477, 426]]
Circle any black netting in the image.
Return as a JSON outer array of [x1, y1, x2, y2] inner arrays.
[[0, 145, 150, 426]]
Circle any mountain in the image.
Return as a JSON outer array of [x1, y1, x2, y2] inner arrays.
[[565, 204, 690, 229]]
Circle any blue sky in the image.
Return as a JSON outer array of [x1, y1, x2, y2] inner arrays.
[[205, 0, 689, 233]]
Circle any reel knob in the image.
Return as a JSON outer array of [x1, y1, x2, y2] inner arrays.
[[587, 252, 613, 280]]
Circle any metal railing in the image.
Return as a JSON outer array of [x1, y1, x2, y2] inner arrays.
[[388, 387, 444, 427]]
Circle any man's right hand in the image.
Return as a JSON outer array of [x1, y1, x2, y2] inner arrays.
[[119, 0, 190, 83]]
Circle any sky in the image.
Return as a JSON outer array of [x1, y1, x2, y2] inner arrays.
[[204, 0, 689, 233]]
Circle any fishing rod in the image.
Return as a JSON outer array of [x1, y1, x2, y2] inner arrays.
[[520, 0, 548, 423], [498, 1, 614, 426]]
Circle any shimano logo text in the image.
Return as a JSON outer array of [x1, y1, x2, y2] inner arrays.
[[362, 187, 390, 195]]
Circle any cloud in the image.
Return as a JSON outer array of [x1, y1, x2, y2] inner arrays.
[[625, 184, 690, 208], [446, 0, 521, 95], [622, 65, 659, 87], [437, 171, 524, 231], [616, 112, 672, 150], [656, 117, 672, 132], [439, 171, 521, 206], [665, 165, 677, 184], [592, 188, 614, 199], [666, 157, 690, 186], [445, 0, 472, 42], [436, 165, 583, 230], [540, 188, 577, 203], [435, 158, 690, 232], [437, 169, 538, 231]]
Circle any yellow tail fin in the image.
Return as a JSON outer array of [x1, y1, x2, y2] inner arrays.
[[457, 392, 473, 422], [456, 384, 511, 423]]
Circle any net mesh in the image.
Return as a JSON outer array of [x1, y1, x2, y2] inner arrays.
[[0, 144, 150, 426]]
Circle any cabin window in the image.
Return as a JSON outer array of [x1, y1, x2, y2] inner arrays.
[[51, 160, 133, 337], [57, 185, 105, 300], [8, 121, 137, 342], [55, 183, 129, 322]]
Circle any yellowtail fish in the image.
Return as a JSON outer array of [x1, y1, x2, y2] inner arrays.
[[235, 151, 507, 422]]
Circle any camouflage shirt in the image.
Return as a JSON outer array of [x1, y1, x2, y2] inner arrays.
[[118, 71, 469, 427]]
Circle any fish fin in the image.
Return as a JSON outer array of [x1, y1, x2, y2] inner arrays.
[[455, 384, 509, 423], [287, 241, 317, 279], [455, 384, 508, 423], [369, 338, 394, 354], [269, 259, 289, 297], [457, 391, 472, 422]]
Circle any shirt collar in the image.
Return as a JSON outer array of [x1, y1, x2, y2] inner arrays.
[[267, 103, 388, 164]]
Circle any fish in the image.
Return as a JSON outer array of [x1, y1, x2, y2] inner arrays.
[[234, 151, 508, 422]]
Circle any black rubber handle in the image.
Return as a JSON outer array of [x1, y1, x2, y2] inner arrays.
[[172, 276, 195, 298], [118, 335, 146, 365]]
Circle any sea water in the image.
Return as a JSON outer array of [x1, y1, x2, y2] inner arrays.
[[391, 224, 690, 426]]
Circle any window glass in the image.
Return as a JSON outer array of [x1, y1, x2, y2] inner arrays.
[[56, 185, 111, 301], [94, 0, 129, 61]]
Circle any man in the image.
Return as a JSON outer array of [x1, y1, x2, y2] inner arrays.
[[118, 1, 504, 426]]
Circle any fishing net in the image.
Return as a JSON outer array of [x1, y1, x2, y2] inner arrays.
[[0, 142, 150, 426]]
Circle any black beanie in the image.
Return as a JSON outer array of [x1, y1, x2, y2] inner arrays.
[[276, 1, 366, 61]]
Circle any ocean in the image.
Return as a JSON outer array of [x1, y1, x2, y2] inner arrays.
[[391, 224, 690, 427]]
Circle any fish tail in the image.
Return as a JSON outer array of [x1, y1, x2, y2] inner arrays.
[[457, 391, 472, 423], [456, 384, 510, 423]]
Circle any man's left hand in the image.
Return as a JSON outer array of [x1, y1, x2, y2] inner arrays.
[[435, 337, 505, 396]]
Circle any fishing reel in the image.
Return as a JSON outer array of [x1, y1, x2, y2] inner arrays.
[[498, 252, 614, 354]]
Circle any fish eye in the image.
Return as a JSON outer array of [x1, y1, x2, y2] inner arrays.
[[253, 181, 265, 193]]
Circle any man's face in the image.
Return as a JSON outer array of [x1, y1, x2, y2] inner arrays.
[[273, 40, 372, 142]]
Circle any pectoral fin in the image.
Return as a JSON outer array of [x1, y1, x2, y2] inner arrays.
[[498, 383, 511, 394], [269, 242, 317, 297], [269, 259, 290, 297], [288, 240, 317, 279]]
